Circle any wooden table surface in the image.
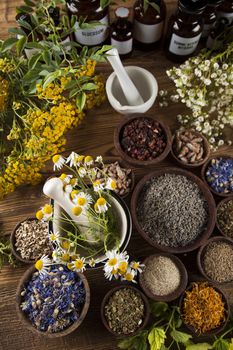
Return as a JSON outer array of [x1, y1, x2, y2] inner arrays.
[[0, 1, 233, 350]]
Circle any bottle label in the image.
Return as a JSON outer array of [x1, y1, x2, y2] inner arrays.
[[169, 33, 202, 56], [202, 22, 215, 38], [217, 11, 233, 25], [74, 15, 109, 45], [111, 38, 133, 55], [134, 20, 163, 44]]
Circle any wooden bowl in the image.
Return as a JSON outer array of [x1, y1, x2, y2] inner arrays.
[[201, 155, 233, 197], [197, 236, 233, 284], [101, 285, 150, 337], [216, 197, 233, 238], [179, 282, 229, 337], [139, 253, 188, 302], [131, 167, 216, 254], [171, 129, 210, 168], [16, 265, 90, 338], [10, 217, 41, 264], [114, 114, 171, 167]]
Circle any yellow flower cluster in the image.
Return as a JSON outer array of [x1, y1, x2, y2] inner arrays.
[[76, 59, 96, 78], [0, 58, 15, 73], [0, 76, 9, 112], [86, 75, 105, 109]]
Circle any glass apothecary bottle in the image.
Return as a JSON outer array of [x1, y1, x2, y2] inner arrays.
[[206, 17, 228, 49], [46, 6, 71, 46], [133, 0, 166, 50], [111, 7, 133, 59], [202, 0, 223, 39], [165, 0, 207, 63], [66, 0, 109, 46], [217, 0, 233, 25]]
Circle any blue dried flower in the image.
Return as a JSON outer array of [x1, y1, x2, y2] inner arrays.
[[206, 158, 233, 194]]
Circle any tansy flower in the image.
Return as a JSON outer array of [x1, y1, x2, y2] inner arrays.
[[35, 255, 52, 275], [84, 155, 93, 166], [122, 268, 137, 283], [104, 250, 121, 273], [106, 178, 117, 191], [75, 192, 93, 208], [95, 197, 109, 213], [72, 257, 86, 272], [89, 258, 96, 267], [93, 180, 104, 192], [78, 167, 86, 178], [95, 156, 103, 163], [52, 154, 65, 170], [72, 206, 82, 216], [66, 152, 79, 167], [49, 231, 60, 243], [130, 261, 145, 273]]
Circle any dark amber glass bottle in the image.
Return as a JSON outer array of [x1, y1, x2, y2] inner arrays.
[[217, 0, 233, 25], [66, 0, 109, 46], [133, 0, 166, 50], [165, 0, 207, 63], [111, 7, 133, 59], [206, 17, 228, 48], [202, 0, 223, 39]]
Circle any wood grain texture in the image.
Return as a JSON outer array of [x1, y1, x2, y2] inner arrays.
[[0, 1, 233, 350]]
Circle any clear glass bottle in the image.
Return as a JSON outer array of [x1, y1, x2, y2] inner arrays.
[[217, 0, 233, 25], [165, 0, 207, 63], [202, 0, 223, 39], [133, 0, 166, 50], [66, 0, 109, 46], [111, 7, 133, 59]]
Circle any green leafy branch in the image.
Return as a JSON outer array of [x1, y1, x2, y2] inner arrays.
[[0, 236, 16, 269]]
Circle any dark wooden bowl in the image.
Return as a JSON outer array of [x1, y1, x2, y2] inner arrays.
[[216, 197, 233, 239], [197, 236, 233, 284], [101, 285, 150, 337], [16, 265, 90, 338], [114, 114, 172, 167], [171, 129, 210, 168], [139, 253, 188, 302], [131, 167, 216, 254], [10, 217, 40, 264], [179, 282, 229, 337], [201, 155, 233, 197]]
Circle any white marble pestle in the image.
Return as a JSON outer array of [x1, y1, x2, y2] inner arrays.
[[43, 177, 100, 244], [106, 48, 144, 106]]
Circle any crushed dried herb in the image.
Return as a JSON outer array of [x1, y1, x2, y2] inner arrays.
[[182, 282, 226, 334], [217, 199, 233, 238]]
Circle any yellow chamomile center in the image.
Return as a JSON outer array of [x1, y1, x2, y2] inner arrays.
[[43, 204, 53, 214], [61, 241, 70, 250], [110, 180, 117, 190], [77, 197, 87, 206], [125, 273, 133, 281], [60, 173, 67, 180], [36, 210, 44, 220], [108, 257, 118, 267], [74, 260, 84, 269], [70, 178, 76, 186], [61, 253, 70, 262], [67, 263, 74, 270], [84, 156, 93, 164], [97, 197, 106, 206], [119, 261, 128, 274], [50, 233, 57, 241], [72, 206, 82, 216], [77, 155, 84, 163], [52, 155, 60, 164], [35, 260, 43, 271], [111, 268, 118, 275], [71, 190, 79, 199], [132, 262, 139, 269]]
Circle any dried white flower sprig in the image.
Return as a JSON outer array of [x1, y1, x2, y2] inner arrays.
[[163, 42, 233, 149]]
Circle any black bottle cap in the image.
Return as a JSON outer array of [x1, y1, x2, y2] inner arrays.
[[15, 12, 32, 24], [48, 6, 60, 26], [179, 0, 207, 13]]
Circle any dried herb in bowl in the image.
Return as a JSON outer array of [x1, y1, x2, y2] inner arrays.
[[217, 198, 233, 238], [205, 158, 233, 195]]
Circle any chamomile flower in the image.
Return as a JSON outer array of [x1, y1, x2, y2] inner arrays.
[[66, 152, 79, 167], [104, 250, 121, 273], [106, 178, 117, 191], [49, 231, 60, 243], [118, 260, 128, 274], [76, 155, 85, 166], [71, 189, 79, 200], [78, 167, 86, 178], [35, 255, 52, 275], [72, 257, 86, 272], [52, 248, 62, 262], [94, 197, 109, 213], [72, 206, 82, 216], [104, 268, 119, 281], [52, 154, 65, 170], [122, 268, 137, 283], [59, 173, 72, 184], [89, 258, 96, 267], [84, 155, 93, 166], [93, 180, 104, 192], [61, 252, 71, 263], [95, 156, 103, 163], [75, 192, 93, 208], [36, 204, 53, 221], [130, 261, 145, 273], [60, 240, 71, 251]]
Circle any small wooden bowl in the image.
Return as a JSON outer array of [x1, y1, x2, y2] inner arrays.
[[131, 167, 216, 254], [171, 129, 210, 168], [197, 236, 233, 284], [101, 285, 150, 337], [179, 282, 229, 337], [10, 217, 41, 264], [114, 114, 171, 167], [201, 155, 233, 197], [16, 265, 90, 338], [216, 197, 233, 238], [139, 253, 188, 302]]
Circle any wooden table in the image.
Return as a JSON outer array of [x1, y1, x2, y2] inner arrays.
[[0, 1, 233, 350]]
